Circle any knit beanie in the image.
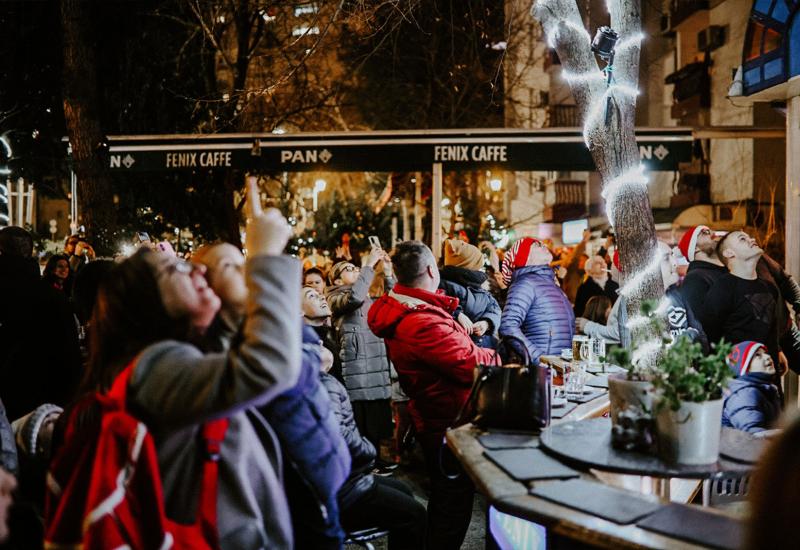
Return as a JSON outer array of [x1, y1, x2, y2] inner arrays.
[[612, 249, 621, 271], [678, 226, 708, 262], [12, 403, 63, 460], [726, 341, 765, 377], [444, 239, 484, 271], [500, 237, 541, 285]]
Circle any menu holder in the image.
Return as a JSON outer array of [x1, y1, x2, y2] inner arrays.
[[484, 448, 580, 481], [637, 503, 743, 550], [550, 401, 579, 419], [530, 478, 662, 524], [567, 388, 606, 404], [478, 432, 539, 450]]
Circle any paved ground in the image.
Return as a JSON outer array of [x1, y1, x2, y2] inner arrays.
[[345, 445, 487, 549]]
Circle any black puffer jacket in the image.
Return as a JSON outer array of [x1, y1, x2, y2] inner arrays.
[[439, 266, 502, 348], [319, 371, 376, 509]]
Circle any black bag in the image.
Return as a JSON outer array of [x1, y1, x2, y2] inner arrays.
[[456, 336, 551, 432]]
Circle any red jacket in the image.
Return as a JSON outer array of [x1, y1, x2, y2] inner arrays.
[[368, 284, 497, 435]]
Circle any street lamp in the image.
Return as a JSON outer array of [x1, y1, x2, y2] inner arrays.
[[312, 178, 326, 211]]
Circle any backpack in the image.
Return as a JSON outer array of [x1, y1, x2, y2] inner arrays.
[[44, 361, 228, 549]]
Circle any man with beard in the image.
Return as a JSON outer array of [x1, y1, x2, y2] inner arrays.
[[702, 231, 781, 365], [678, 226, 727, 316]]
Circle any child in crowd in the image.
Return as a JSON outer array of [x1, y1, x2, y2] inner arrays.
[[722, 341, 782, 434]]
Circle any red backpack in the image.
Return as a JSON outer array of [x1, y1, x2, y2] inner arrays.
[[44, 362, 228, 550]]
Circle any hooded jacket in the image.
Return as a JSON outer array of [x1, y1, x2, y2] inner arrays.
[[722, 372, 781, 434], [128, 256, 301, 549], [499, 265, 575, 365], [439, 265, 501, 348], [326, 266, 392, 401], [681, 260, 728, 318], [368, 284, 497, 436]]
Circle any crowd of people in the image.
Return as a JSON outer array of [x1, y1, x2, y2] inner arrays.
[[1, 186, 800, 549]]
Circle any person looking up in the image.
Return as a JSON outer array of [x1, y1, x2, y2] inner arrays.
[[304, 266, 327, 295], [302, 286, 342, 381], [722, 341, 781, 434], [326, 249, 394, 457], [678, 226, 726, 316], [499, 237, 574, 364], [702, 231, 781, 367], [574, 254, 619, 317], [368, 241, 497, 549], [439, 239, 501, 349], [42, 254, 72, 293], [576, 250, 625, 346], [57, 181, 301, 549]]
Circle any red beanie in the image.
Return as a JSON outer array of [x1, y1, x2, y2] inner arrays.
[[612, 250, 620, 271], [678, 226, 708, 262]]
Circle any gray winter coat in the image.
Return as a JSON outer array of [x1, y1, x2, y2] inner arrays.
[[128, 256, 301, 550], [319, 371, 377, 509], [326, 266, 392, 401]]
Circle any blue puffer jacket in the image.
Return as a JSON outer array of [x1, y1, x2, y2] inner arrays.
[[499, 265, 575, 364], [260, 326, 351, 523], [722, 373, 782, 434]]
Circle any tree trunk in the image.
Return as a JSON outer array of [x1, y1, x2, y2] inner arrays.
[[531, 0, 662, 326], [61, 0, 117, 254]]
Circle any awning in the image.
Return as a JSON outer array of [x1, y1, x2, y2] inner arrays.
[[93, 127, 694, 173]]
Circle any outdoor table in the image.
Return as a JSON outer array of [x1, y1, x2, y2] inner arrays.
[[540, 418, 754, 500], [446, 383, 747, 548]]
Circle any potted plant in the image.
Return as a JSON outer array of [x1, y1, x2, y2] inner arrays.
[[652, 335, 732, 464]]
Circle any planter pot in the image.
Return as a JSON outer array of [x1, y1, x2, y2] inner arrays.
[[608, 374, 655, 424], [655, 399, 723, 465], [608, 374, 655, 452]]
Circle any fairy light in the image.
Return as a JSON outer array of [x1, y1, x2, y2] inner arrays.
[[561, 69, 605, 84], [546, 19, 592, 48], [615, 32, 644, 53], [619, 247, 662, 298], [625, 296, 671, 331], [601, 164, 648, 223], [632, 338, 661, 366]]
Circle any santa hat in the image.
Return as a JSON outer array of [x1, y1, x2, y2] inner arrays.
[[444, 239, 484, 271], [678, 226, 708, 262], [726, 341, 765, 377], [612, 250, 621, 271], [500, 237, 541, 285]]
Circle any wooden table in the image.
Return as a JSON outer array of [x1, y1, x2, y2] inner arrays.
[[446, 388, 740, 548]]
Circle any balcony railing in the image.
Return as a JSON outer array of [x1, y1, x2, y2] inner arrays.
[[547, 105, 581, 127], [544, 180, 586, 222]]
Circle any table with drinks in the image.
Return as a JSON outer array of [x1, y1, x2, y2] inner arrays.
[[446, 339, 748, 549]]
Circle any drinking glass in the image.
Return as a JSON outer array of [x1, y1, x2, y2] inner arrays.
[[564, 362, 586, 400]]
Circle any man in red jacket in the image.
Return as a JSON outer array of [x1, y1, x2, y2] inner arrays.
[[369, 241, 497, 549]]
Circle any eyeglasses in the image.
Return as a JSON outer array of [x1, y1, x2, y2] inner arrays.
[[341, 265, 359, 273], [160, 259, 195, 278]]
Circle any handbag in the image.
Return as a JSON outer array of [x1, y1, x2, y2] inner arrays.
[[455, 336, 551, 432]]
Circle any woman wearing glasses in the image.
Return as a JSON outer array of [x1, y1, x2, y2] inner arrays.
[[50, 181, 301, 549]]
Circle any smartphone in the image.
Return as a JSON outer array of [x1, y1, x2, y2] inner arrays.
[[368, 236, 381, 250], [136, 231, 151, 244]]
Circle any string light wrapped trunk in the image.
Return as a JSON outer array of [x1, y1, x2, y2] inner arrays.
[[531, 0, 664, 364]]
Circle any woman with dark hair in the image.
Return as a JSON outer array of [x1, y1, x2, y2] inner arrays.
[[582, 295, 613, 325], [55, 182, 302, 549], [42, 254, 71, 293]]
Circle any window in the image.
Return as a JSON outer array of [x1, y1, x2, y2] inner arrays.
[[741, 1, 799, 95], [291, 26, 320, 37], [294, 4, 318, 17]]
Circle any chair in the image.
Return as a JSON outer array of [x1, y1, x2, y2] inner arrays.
[[702, 473, 751, 507], [344, 527, 390, 550]]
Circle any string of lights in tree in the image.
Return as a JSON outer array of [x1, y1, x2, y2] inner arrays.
[[0, 136, 12, 225], [534, 0, 666, 348]]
